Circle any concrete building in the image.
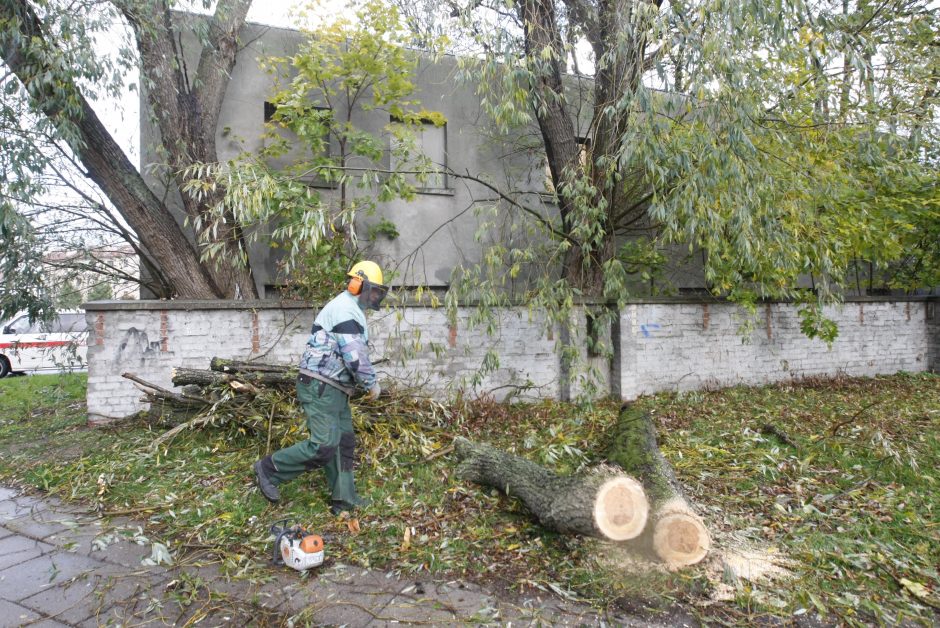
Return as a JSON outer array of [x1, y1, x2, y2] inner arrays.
[[141, 18, 492, 296], [140, 15, 720, 299], [142, 15, 931, 301]]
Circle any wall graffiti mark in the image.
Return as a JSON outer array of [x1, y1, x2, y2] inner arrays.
[[640, 323, 661, 338], [116, 328, 161, 366]]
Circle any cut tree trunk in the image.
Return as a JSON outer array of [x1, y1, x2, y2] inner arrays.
[[454, 437, 648, 541], [606, 405, 710, 568], [209, 357, 294, 375], [172, 367, 295, 391]]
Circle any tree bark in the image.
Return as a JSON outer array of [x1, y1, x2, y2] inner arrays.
[[172, 367, 296, 391], [122, 371, 212, 426], [606, 404, 710, 568], [518, 0, 582, 257], [126, 0, 258, 299], [0, 0, 223, 299], [454, 437, 649, 541], [519, 0, 664, 297], [209, 357, 295, 374]]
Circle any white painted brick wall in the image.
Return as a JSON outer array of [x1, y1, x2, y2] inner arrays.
[[370, 306, 559, 399], [84, 298, 938, 424], [85, 306, 309, 424], [620, 301, 933, 398], [83, 302, 561, 424]]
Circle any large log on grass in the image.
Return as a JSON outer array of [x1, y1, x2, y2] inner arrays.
[[454, 437, 649, 541], [607, 405, 710, 568]]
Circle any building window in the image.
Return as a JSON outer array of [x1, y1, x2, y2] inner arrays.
[[263, 101, 278, 123], [390, 115, 448, 191], [263, 101, 333, 187]]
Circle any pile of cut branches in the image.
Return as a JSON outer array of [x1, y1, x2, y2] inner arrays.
[[122, 358, 452, 453], [123, 358, 305, 449]]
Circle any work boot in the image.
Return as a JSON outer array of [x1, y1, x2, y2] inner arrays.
[[253, 460, 280, 503], [330, 496, 370, 516]]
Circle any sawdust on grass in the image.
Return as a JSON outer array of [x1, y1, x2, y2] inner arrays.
[[595, 531, 796, 604]]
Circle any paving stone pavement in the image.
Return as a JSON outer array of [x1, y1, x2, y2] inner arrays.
[[0, 486, 676, 627]]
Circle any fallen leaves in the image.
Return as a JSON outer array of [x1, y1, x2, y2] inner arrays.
[[2, 371, 939, 626], [899, 578, 940, 609], [142, 541, 174, 566]]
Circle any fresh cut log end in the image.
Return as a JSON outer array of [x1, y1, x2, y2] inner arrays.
[[652, 498, 711, 568], [593, 476, 649, 541], [454, 438, 650, 541]]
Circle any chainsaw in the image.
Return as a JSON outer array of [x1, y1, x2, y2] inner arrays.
[[270, 519, 324, 571]]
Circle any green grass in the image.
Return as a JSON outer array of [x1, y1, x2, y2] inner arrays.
[[0, 373, 91, 465], [636, 372, 940, 625], [0, 371, 938, 625]]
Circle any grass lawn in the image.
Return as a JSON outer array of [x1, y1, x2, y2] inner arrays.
[[0, 371, 938, 625]]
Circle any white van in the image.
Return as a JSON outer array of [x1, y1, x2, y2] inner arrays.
[[0, 311, 89, 377]]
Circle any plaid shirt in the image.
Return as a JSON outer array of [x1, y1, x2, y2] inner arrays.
[[298, 291, 377, 391]]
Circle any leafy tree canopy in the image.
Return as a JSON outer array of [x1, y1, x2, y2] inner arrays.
[[413, 0, 940, 343], [2, 0, 260, 312]]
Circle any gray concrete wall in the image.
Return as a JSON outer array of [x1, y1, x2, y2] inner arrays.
[[83, 298, 939, 424], [141, 17, 535, 295], [140, 15, 938, 302]]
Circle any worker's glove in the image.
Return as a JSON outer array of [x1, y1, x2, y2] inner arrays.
[[367, 383, 381, 400]]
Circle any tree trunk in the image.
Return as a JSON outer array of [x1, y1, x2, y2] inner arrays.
[[520, 0, 580, 187], [518, 0, 582, 235], [209, 357, 294, 374], [75, 97, 224, 299], [606, 404, 710, 568], [129, 0, 258, 299], [0, 0, 223, 299], [172, 367, 295, 391], [454, 437, 649, 541], [519, 0, 654, 298], [561, 239, 613, 297]]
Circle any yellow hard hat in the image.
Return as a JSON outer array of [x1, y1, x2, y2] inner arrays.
[[347, 261, 388, 310], [347, 261, 384, 286]]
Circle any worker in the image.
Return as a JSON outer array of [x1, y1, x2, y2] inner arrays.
[[253, 261, 387, 514]]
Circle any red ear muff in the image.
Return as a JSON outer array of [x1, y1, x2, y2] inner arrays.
[[348, 276, 362, 295]]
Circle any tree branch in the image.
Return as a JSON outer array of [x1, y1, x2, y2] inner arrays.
[[194, 0, 253, 157], [0, 0, 220, 298]]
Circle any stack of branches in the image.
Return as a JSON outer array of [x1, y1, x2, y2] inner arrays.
[[123, 358, 303, 449], [123, 358, 455, 452]]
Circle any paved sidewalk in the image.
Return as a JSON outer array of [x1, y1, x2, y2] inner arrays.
[[0, 486, 666, 627]]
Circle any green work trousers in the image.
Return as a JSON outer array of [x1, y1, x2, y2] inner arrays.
[[266, 379, 361, 505]]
